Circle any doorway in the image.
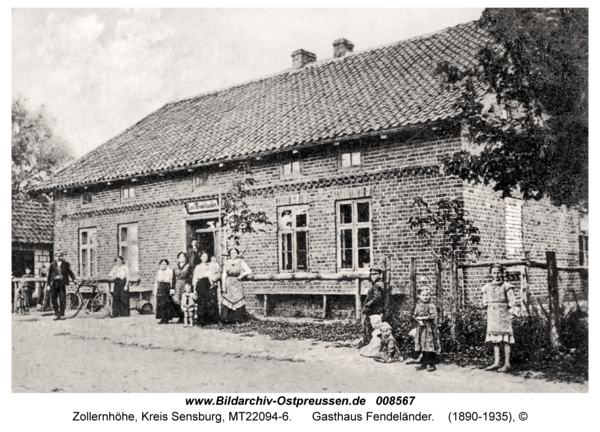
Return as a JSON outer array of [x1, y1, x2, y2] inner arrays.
[[186, 217, 220, 259], [12, 249, 34, 278]]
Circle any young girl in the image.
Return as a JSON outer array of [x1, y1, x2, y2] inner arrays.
[[180, 284, 197, 328], [413, 287, 440, 372], [374, 323, 403, 363], [482, 263, 517, 372], [359, 315, 383, 357], [15, 283, 30, 315]]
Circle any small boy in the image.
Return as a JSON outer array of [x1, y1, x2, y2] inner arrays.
[[180, 283, 197, 328]]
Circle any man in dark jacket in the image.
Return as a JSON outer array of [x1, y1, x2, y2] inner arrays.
[[188, 239, 201, 277], [361, 266, 385, 346], [46, 252, 77, 320]]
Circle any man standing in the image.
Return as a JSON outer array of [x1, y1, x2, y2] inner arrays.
[[46, 252, 76, 320], [361, 266, 385, 346], [188, 239, 201, 280]]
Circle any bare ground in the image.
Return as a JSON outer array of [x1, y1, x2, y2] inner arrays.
[[12, 312, 587, 393]]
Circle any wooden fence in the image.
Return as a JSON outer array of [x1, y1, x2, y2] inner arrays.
[[406, 251, 587, 346]]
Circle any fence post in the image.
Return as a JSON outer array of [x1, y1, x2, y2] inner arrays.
[[383, 257, 392, 323], [546, 251, 562, 350], [355, 278, 361, 323], [435, 257, 443, 319], [410, 258, 417, 307], [520, 251, 530, 313], [450, 254, 458, 340]]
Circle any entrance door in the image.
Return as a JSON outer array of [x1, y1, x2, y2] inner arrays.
[[197, 231, 215, 258], [12, 250, 34, 278], [186, 217, 220, 260]]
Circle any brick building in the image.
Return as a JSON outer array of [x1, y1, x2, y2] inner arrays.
[[36, 22, 585, 318], [12, 195, 53, 278]]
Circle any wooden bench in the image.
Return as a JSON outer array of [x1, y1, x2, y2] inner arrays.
[[244, 272, 371, 319]]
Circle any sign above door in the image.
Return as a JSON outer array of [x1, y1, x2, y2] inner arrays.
[[185, 198, 219, 214]]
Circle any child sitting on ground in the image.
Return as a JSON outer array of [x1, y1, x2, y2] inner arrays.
[[180, 283, 197, 328], [374, 322, 403, 363], [413, 287, 440, 372], [359, 315, 383, 357]]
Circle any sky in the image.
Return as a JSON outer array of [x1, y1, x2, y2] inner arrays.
[[12, 8, 484, 159]]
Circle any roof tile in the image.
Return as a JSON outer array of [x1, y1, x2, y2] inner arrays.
[[43, 21, 490, 190]]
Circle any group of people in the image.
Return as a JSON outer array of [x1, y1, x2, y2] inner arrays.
[[36, 247, 516, 372], [359, 263, 517, 373], [153, 241, 252, 327], [35, 240, 254, 328]]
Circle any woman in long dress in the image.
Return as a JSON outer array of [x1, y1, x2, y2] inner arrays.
[[193, 251, 221, 326], [154, 259, 175, 324], [221, 248, 252, 324], [172, 252, 191, 324], [108, 256, 130, 317]]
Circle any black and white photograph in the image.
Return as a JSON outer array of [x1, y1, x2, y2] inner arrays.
[[10, 5, 590, 411]]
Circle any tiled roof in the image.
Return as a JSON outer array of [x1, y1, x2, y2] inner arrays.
[[42, 21, 491, 191], [12, 196, 53, 244]]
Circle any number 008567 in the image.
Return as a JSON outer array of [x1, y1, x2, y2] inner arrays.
[[375, 396, 415, 405]]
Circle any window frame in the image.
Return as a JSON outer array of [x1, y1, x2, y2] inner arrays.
[[277, 205, 310, 273], [121, 185, 136, 201], [338, 150, 363, 171], [118, 223, 139, 277], [336, 199, 372, 272], [81, 192, 93, 207], [79, 227, 98, 278], [579, 235, 588, 266], [192, 172, 212, 191], [281, 159, 303, 179]]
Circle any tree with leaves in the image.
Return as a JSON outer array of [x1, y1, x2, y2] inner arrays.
[[12, 96, 73, 196], [408, 197, 481, 265], [408, 197, 481, 339], [435, 8, 588, 209], [219, 164, 271, 256]]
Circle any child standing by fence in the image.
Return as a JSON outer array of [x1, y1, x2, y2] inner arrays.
[[413, 287, 440, 372], [482, 263, 517, 372]]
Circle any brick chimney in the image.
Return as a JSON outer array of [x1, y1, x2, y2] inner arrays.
[[333, 38, 354, 58], [291, 49, 316, 68]]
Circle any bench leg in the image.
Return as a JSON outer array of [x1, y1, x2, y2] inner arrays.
[[263, 294, 268, 318]]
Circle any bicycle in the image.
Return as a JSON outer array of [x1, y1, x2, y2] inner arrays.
[[65, 280, 113, 319]]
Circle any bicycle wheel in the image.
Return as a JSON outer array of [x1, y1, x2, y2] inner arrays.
[[90, 292, 113, 318], [64, 292, 83, 318]]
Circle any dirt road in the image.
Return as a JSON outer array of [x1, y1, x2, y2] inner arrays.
[[12, 313, 587, 393]]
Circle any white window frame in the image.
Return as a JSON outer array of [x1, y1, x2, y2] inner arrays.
[[281, 160, 302, 178], [339, 150, 362, 170], [118, 223, 139, 277], [337, 199, 372, 271], [278, 205, 309, 272], [79, 228, 97, 278], [121, 185, 136, 201]]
